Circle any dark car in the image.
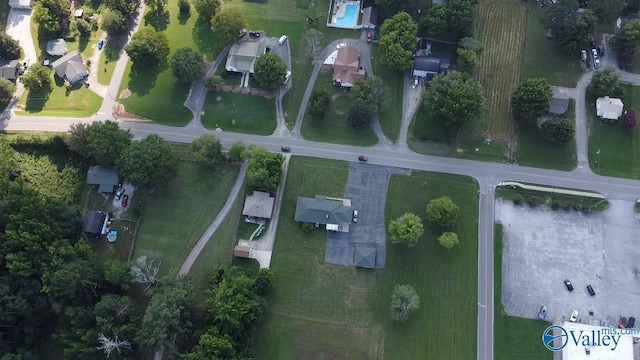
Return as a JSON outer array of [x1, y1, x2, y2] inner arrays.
[[367, 32, 372, 43], [627, 317, 636, 328], [281, 146, 291, 152], [587, 285, 596, 296], [597, 45, 604, 57], [564, 280, 574, 291], [358, 155, 368, 162], [122, 194, 129, 208], [98, 39, 105, 50]]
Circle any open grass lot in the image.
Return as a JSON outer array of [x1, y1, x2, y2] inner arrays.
[[301, 71, 378, 146], [254, 157, 479, 359], [588, 85, 640, 179], [371, 46, 402, 142], [16, 78, 102, 117], [494, 224, 552, 360], [521, 1, 582, 87], [516, 100, 577, 170], [412, 102, 449, 143], [200, 91, 276, 135], [118, 0, 226, 125], [132, 162, 240, 274]]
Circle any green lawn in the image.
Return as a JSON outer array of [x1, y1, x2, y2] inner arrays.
[[371, 46, 402, 142], [495, 186, 609, 211], [132, 162, 240, 275], [16, 77, 102, 117], [521, 1, 582, 87], [301, 71, 378, 146], [516, 100, 577, 170], [588, 84, 640, 179], [254, 157, 479, 359], [494, 224, 552, 360], [412, 102, 450, 143], [97, 31, 125, 86], [200, 91, 277, 135]]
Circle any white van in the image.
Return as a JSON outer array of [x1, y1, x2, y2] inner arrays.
[[282, 71, 291, 84], [278, 35, 287, 45]]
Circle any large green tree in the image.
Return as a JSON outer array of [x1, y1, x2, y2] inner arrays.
[[192, 0, 221, 21], [144, 0, 168, 13], [105, 0, 140, 15], [65, 123, 92, 159], [374, 0, 409, 15], [390, 284, 420, 322], [388, 212, 424, 246], [0, 77, 16, 105], [170, 47, 206, 82], [540, 118, 575, 143], [21, 64, 53, 93], [33, 0, 70, 36], [423, 4, 448, 38], [352, 77, 388, 112], [253, 53, 287, 90], [588, 66, 622, 98], [211, 7, 248, 44], [245, 146, 284, 191], [87, 120, 133, 165], [438, 232, 460, 249], [117, 134, 178, 189], [347, 98, 372, 128], [125, 27, 170, 68], [611, 20, 640, 67], [379, 12, 418, 71], [426, 196, 459, 227], [510, 78, 553, 126], [190, 134, 224, 167], [423, 71, 485, 132], [423, 0, 476, 39], [0, 32, 21, 60], [590, 0, 627, 24], [181, 327, 238, 360], [455, 48, 478, 74], [544, 1, 597, 52], [101, 8, 128, 35], [308, 90, 331, 120]]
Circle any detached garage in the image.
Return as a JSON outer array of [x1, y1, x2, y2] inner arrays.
[[9, 0, 34, 9]]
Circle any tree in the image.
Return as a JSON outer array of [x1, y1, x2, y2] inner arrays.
[[459, 36, 484, 54], [211, 7, 248, 44], [170, 47, 205, 82], [390, 284, 420, 321], [438, 232, 460, 249], [0, 32, 21, 60], [97, 333, 132, 358], [192, 0, 221, 21], [589, 66, 622, 98], [245, 147, 284, 191], [590, 0, 627, 24], [20, 64, 53, 93], [304, 29, 324, 63], [374, 0, 409, 15], [424, 4, 448, 38], [0, 77, 16, 105], [87, 120, 133, 165], [253, 53, 287, 89], [144, 0, 168, 13], [611, 19, 640, 58], [117, 135, 179, 189], [308, 90, 331, 120], [191, 134, 224, 166], [181, 327, 237, 360], [446, 0, 477, 39], [178, 0, 190, 13], [456, 48, 478, 74], [423, 71, 485, 132], [33, 0, 70, 36], [347, 98, 372, 128], [388, 213, 424, 246], [352, 77, 388, 112], [379, 12, 418, 71], [544, 1, 597, 52], [125, 27, 170, 68], [624, 109, 638, 129], [105, 0, 140, 15], [130, 256, 161, 291], [103, 259, 132, 290], [75, 18, 95, 35], [65, 123, 92, 158], [510, 78, 553, 126], [227, 141, 246, 162], [101, 8, 127, 34], [426, 196, 459, 227], [540, 118, 575, 143]]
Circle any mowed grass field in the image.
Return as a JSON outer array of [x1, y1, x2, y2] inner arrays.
[[200, 91, 276, 135], [588, 85, 640, 179], [16, 79, 102, 117], [371, 47, 403, 142], [132, 162, 240, 274], [254, 157, 479, 359]]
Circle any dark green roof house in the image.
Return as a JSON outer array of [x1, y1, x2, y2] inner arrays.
[[295, 195, 352, 232], [354, 246, 376, 268], [87, 166, 119, 193]]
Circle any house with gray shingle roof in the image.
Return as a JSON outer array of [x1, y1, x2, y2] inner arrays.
[[87, 166, 119, 193], [51, 51, 89, 85], [294, 195, 353, 232]]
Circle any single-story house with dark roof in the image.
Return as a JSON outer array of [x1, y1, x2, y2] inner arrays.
[[87, 166, 119, 193], [0, 60, 20, 82], [83, 211, 109, 236], [354, 246, 376, 268], [51, 51, 89, 85], [295, 195, 353, 232], [361, 6, 378, 29], [46, 38, 67, 56], [412, 55, 450, 81], [548, 88, 570, 117], [243, 191, 275, 223], [225, 40, 267, 74]]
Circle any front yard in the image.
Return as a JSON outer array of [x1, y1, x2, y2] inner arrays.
[[200, 91, 276, 135], [371, 46, 403, 142], [16, 78, 102, 117]]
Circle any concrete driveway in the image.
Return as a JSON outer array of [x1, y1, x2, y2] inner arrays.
[[497, 199, 640, 327], [5, 9, 37, 62], [325, 163, 410, 268]]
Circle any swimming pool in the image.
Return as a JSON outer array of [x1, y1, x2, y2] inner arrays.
[[336, 4, 358, 27]]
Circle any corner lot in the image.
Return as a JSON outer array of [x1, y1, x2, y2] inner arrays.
[[497, 199, 640, 326]]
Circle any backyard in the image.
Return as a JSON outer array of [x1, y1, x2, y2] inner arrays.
[[588, 84, 640, 179], [371, 46, 403, 142], [301, 70, 378, 146], [254, 157, 479, 359], [132, 162, 240, 274], [200, 91, 276, 135]]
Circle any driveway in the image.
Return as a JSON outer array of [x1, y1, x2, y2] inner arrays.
[[5, 9, 37, 62], [325, 163, 410, 268], [497, 199, 640, 327]]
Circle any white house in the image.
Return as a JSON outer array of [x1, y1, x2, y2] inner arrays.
[[596, 96, 624, 120], [9, 0, 34, 9]]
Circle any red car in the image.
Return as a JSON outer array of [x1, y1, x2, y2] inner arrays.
[[122, 194, 129, 208], [367, 32, 372, 43]]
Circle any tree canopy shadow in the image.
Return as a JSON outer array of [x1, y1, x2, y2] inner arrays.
[[144, 10, 170, 31], [178, 9, 191, 25], [193, 17, 225, 59], [24, 91, 51, 113], [78, 36, 89, 54], [127, 63, 165, 97]]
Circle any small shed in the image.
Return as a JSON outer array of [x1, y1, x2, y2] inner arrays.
[[74, 9, 84, 18], [83, 211, 108, 236], [46, 38, 67, 56], [549, 88, 570, 116], [0, 60, 20, 82], [233, 245, 251, 258], [354, 246, 376, 268], [87, 166, 119, 193]]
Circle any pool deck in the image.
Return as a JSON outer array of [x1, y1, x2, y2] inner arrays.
[[328, 0, 361, 29]]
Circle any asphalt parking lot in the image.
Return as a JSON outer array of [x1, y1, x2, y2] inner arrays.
[[497, 199, 640, 326], [325, 163, 410, 268]]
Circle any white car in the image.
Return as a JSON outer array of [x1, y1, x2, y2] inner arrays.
[[570, 310, 579, 322], [594, 58, 600, 69], [282, 70, 291, 85], [353, 210, 359, 223], [278, 35, 287, 45], [337, 43, 347, 49]]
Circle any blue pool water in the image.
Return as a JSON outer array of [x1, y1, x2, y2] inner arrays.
[[336, 4, 358, 27]]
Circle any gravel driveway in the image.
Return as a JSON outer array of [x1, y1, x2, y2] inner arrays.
[[5, 9, 37, 62]]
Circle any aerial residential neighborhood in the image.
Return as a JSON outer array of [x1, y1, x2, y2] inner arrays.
[[3, 0, 640, 359]]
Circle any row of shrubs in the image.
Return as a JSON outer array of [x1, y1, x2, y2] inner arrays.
[[512, 193, 592, 213]]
